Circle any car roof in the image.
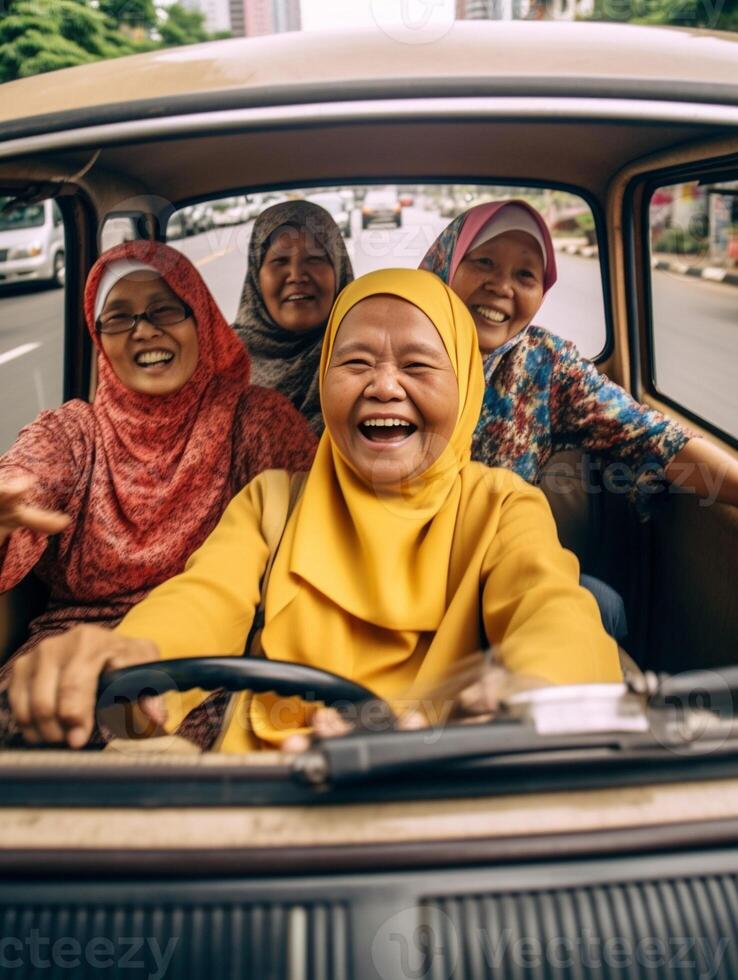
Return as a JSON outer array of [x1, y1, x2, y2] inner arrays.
[[1, 22, 737, 138]]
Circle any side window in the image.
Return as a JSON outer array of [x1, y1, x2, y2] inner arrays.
[[0, 197, 66, 454], [648, 177, 738, 441], [166, 185, 607, 359]]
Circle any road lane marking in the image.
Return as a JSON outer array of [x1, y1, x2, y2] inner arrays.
[[195, 248, 234, 267], [0, 342, 40, 366]]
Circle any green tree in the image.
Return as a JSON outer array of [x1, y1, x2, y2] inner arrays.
[[0, 0, 156, 83], [158, 3, 209, 45], [586, 0, 738, 31], [98, 0, 158, 33]]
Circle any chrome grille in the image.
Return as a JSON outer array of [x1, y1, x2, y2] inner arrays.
[[428, 874, 738, 979], [0, 899, 350, 979]]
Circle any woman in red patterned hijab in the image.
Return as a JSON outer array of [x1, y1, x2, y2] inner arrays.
[[0, 241, 316, 681]]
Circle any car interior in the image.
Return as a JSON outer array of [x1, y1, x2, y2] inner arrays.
[[0, 109, 736, 688]]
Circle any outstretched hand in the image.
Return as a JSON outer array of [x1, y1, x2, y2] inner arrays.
[[0, 475, 71, 546]]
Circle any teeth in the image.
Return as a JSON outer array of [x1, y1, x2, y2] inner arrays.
[[286, 294, 312, 301], [362, 418, 411, 428], [475, 306, 507, 324], [136, 350, 174, 365]]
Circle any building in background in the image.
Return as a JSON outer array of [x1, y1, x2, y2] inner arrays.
[[456, 0, 521, 17], [180, 0, 230, 32], [272, 0, 301, 32], [233, 0, 301, 37], [229, 0, 245, 35], [244, 0, 273, 35], [455, 0, 593, 18]]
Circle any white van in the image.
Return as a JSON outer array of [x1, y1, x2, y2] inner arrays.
[[0, 197, 65, 288]]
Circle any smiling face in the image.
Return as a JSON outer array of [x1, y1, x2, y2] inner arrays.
[[322, 295, 459, 489], [450, 229, 545, 354], [258, 225, 337, 333], [98, 272, 199, 396]]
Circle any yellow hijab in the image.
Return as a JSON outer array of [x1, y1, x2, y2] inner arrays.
[[267, 268, 485, 633]]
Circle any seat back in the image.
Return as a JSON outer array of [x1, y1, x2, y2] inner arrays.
[[539, 450, 600, 571], [0, 575, 48, 666]]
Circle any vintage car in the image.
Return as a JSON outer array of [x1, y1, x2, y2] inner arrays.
[[0, 19, 737, 980]]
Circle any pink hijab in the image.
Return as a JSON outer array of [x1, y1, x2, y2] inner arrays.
[[421, 199, 558, 294]]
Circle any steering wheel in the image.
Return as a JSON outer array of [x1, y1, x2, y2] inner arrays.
[[98, 656, 384, 713]]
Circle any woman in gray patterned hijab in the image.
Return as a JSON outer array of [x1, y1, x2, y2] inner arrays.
[[234, 200, 354, 435]]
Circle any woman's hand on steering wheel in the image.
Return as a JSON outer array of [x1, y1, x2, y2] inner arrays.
[[278, 653, 545, 752], [8, 625, 163, 748], [280, 704, 427, 753]]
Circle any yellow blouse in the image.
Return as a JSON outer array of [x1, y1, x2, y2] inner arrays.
[[117, 467, 621, 752]]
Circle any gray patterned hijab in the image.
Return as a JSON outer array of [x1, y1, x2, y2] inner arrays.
[[234, 200, 354, 435]]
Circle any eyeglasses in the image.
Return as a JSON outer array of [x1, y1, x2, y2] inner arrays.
[[96, 301, 193, 336]]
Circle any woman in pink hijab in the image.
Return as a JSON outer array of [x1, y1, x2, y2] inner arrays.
[[422, 199, 738, 638]]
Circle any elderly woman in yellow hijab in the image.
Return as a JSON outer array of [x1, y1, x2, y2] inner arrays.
[[7, 269, 621, 751]]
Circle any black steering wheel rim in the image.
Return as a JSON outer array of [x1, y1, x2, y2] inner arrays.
[[98, 656, 382, 710]]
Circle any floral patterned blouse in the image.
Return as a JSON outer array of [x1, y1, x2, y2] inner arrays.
[[472, 325, 690, 505]]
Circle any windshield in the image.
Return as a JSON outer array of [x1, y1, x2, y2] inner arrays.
[[306, 193, 344, 213], [364, 190, 398, 206], [0, 198, 45, 231], [167, 182, 607, 359]]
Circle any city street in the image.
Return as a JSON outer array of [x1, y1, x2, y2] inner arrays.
[[652, 272, 738, 439], [0, 283, 64, 453], [0, 205, 735, 452]]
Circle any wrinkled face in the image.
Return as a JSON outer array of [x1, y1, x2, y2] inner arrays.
[[259, 226, 337, 333], [322, 295, 459, 489], [450, 230, 545, 354], [98, 272, 199, 396]]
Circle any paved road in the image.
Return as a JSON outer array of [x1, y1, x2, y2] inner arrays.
[[0, 283, 64, 453], [0, 206, 734, 452], [651, 271, 737, 439]]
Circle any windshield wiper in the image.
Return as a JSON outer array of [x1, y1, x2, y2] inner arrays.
[[292, 667, 738, 788]]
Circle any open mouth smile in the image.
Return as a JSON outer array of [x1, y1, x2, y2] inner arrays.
[[134, 349, 175, 370], [358, 416, 419, 445], [472, 304, 509, 325]]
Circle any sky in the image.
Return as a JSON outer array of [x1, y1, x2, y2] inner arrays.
[[300, 0, 458, 32], [300, 0, 378, 30]]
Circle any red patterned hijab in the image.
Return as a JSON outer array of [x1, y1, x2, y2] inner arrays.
[[68, 240, 253, 600], [86, 239, 250, 470]]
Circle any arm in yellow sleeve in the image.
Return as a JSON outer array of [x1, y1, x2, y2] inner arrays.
[[481, 483, 622, 685], [115, 475, 272, 660]]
